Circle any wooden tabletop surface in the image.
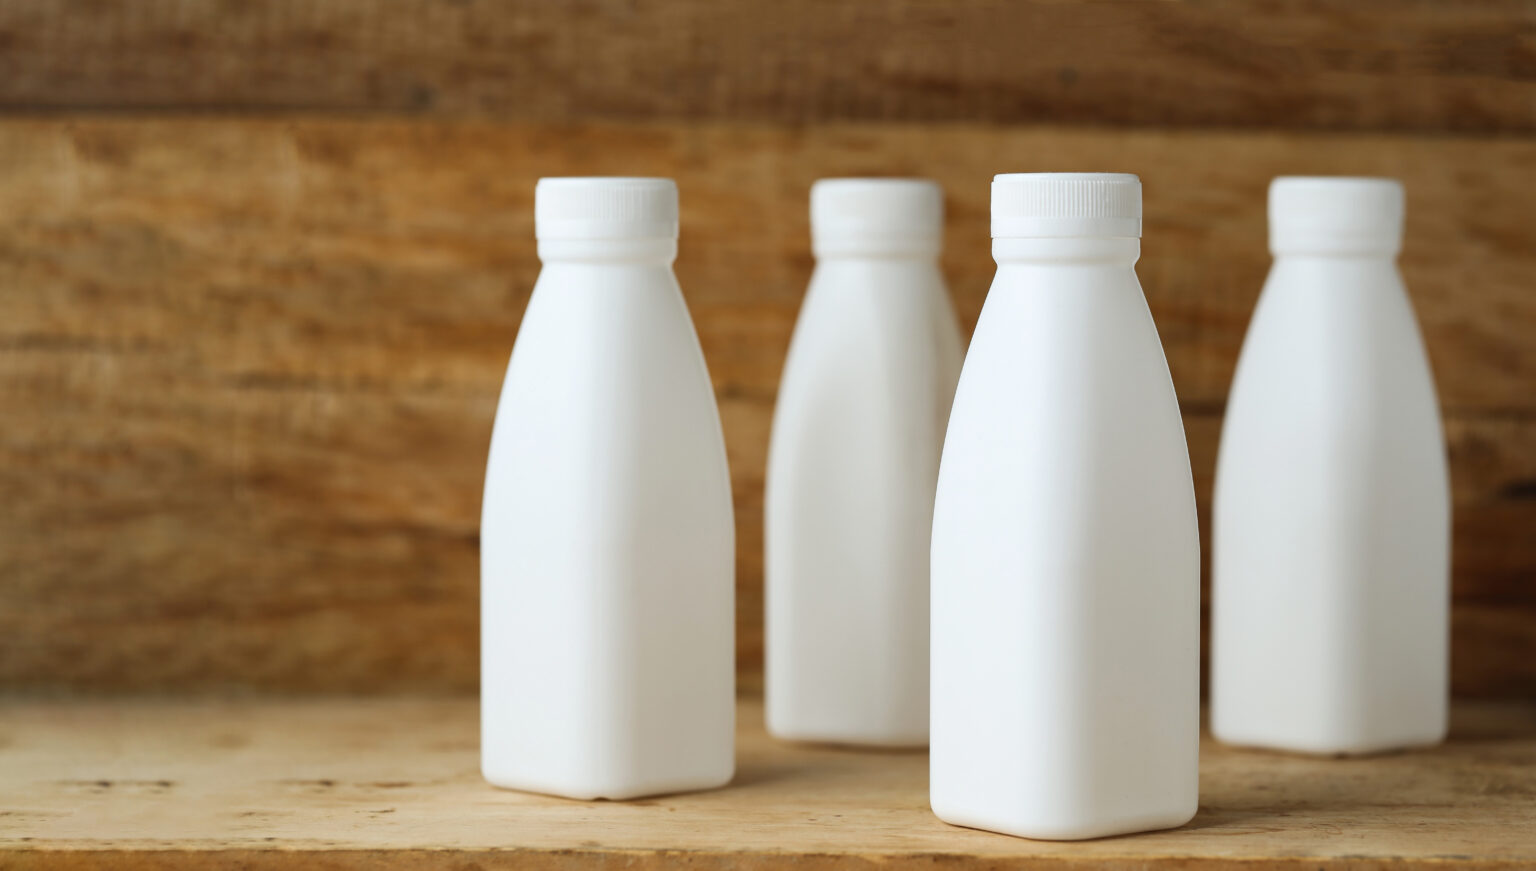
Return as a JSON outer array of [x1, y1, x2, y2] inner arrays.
[[3, 695, 1534, 869]]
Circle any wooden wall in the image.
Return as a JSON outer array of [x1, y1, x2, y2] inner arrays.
[[0, 2, 1531, 696]]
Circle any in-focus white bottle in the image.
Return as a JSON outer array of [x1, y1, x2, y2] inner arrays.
[[766, 179, 964, 747], [930, 173, 1199, 840], [481, 178, 735, 800], [1211, 177, 1449, 756]]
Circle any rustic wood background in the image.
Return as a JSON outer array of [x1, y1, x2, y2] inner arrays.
[[0, 1, 1531, 696]]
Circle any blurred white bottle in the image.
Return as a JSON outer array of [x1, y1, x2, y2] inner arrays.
[[1212, 177, 1449, 755], [481, 177, 735, 800], [766, 179, 963, 747], [930, 173, 1199, 840]]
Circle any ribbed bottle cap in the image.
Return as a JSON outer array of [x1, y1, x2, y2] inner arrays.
[[535, 177, 679, 241], [991, 173, 1141, 239], [811, 179, 944, 256], [1269, 177, 1404, 255]]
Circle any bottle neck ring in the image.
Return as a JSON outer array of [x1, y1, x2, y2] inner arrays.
[[991, 236, 1140, 264], [537, 237, 678, 264]]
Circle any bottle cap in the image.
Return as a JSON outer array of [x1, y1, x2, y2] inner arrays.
[[535, 178, 679, 241], [1269, 177, 1404, 255], [991, 173, 1141, 239], [811, 179, 944, 257]]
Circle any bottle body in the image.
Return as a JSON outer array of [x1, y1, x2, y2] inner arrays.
[[930, 236, 1200, 840], [481, 247, 735, 799], [766, 256, 963, 746], [1211, 254, 1449, 755]]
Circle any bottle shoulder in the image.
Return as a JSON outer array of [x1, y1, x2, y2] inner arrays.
[[959, 264, 1159, 392], [1220, 261, 1446, 484], [1228, 262, 1438, 416], [491, 269, 722, 446], [515, 264, 699, 359], [942, 267, 1187, 470], [780, 264, 959, 382]]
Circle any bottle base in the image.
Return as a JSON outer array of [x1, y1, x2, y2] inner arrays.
[[483, 764, 734, 802], [931, 799, 1197, 841], [1210, 723, 1447, 758], [767, 722, 928, 750]]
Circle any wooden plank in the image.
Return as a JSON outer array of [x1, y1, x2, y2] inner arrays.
[[2, 697, 1534, 869], [0, 1, 1533, 134], [0, 119, 1529, 411], [0, 118, 1531, 694]]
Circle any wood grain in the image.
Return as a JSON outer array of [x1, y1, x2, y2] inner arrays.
[[0, 118, 1531, 694], [0, 1, 1533, 133], [2, 696, 1535, 868]]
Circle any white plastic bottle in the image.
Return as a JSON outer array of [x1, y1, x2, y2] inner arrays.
[[930, 173, 1199, 840], [1211, 177, 1449, 756], [766, 179, 964, 747], [481, 178, 735, 800]]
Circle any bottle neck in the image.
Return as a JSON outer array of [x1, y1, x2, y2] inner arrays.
[[992, 236, 1140, 265], [537, 237, 677, 265]]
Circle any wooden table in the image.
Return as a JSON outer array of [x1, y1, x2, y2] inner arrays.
[[3, 697, 1534, 869]]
